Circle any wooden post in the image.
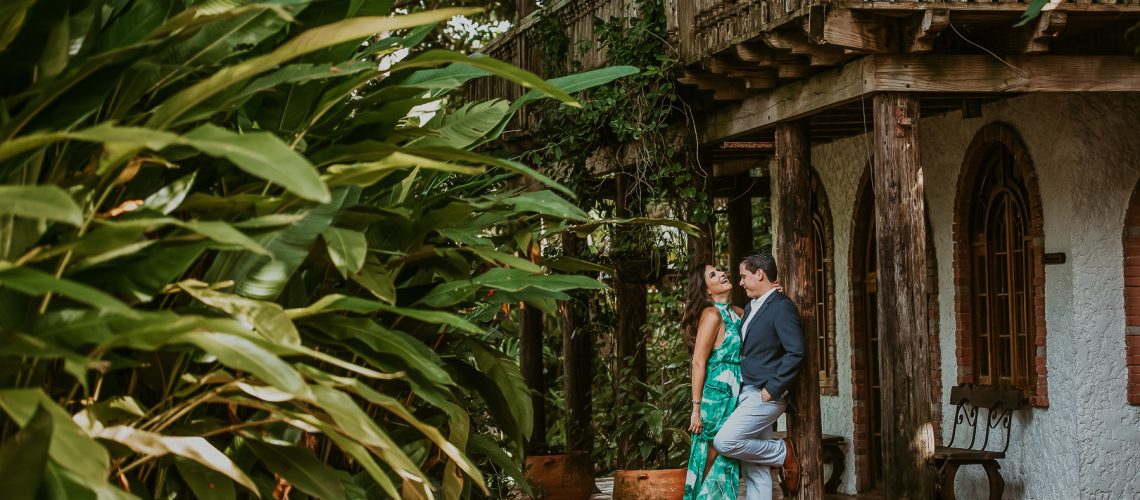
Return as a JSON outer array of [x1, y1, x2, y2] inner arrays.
[[614, 172, 648, 469], [775, 121, 824, 499], [519, 301, 546, 452], [562, 233, 593, 454], [727, 173, 753, 305], [871, 92, 935, 499]]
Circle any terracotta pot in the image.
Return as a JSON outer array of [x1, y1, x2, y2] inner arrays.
[[612, 468, 686, 500], [524, 451, 593, 500]]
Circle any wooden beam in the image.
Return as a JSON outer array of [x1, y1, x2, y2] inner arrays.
[[819, 8, 894, 53], [761, 31, 847, 66], [735, 43, 803, 67], [906, 8, 950, 53], [867, 55, 1140, 92], [775, 121, 825, 500], [701, 58, 869, 144], [871, 93, 935, 498], [700, 55, 1140, 145]]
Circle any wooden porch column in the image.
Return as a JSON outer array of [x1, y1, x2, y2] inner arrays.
[[726, 173, 753, 305], [871, 93, 935, 498], [561, 233, 593, 454], [614, 172, 648, 469], [519, 299, 546, 452], [775, 121, 824, 499]]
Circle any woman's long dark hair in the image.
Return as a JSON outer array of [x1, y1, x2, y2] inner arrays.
[[681, 264, 714, 349]]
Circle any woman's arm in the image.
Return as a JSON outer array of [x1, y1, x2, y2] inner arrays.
[[689, 307, 722, 434]]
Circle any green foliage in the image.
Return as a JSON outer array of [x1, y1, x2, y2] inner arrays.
[[0, 1, 636, 497]]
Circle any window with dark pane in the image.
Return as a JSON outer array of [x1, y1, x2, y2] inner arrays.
[[968, 143, 1036, 390]]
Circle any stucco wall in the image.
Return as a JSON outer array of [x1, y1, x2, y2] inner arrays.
[[794, 93, 1140, 498]]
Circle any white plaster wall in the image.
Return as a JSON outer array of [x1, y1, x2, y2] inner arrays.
[[798, 93, 1140, 498]]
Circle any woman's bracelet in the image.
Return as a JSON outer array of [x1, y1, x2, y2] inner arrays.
[[692, 400, 701, 405]]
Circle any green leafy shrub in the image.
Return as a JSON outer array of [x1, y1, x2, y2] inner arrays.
[[0, 1, 635, 498]]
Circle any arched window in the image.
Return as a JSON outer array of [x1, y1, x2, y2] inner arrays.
[[808, 170, 837, 395], [1122, 179, 1140, 405], [954, 123, 1048, 406]]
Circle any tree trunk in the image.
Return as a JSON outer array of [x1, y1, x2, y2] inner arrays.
[[872, 92, 935, 499], [727, 173, 753, 305], [520, 301, 546, 452], [562, 233, 593, 454], [775, 121, 824, 500]]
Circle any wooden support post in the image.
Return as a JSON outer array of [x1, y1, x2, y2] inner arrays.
[[775, 121, 824, 499], [614, 173, 648, 469], [726, 173, 753, 306], [871, 93, 936, 499], [561, 233, 593, 454], [519, 300, 546, 452]]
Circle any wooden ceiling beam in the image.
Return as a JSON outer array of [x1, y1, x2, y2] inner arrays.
[[813, 7, 895, 53], [701, 55, 1140, 145], [760, 31, 847, 66], [1000, 11, 1067, 54], [678, 69, 750, 101], [906, 8, 950, 53]]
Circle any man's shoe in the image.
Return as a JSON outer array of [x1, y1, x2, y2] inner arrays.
[[780, 437, 801, 494]]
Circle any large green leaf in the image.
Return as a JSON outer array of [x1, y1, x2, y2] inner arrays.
[[209, 185, 360, 301], [308, 316, 453, 388], [178, 280, 301, 345], [393, 51, 578, 108], [466, 340, 533, 441], [0, 266, 137, 316], [176, 458, 237, 500], [420, 267, 605, 307], [468, 433, 531, 496], [0, 185, 83, 226], [412, 100, 509, 150], [0, 404, 52, 500], [322, 227, 367, 277], [147, 8, 480, 128], [247, 441, 345, 500], [0, 390, 110, 486], [183, 124, 330, 203], [94, 426, 260, 497]]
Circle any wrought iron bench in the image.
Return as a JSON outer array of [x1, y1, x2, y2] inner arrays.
[[933, 384, 1024, 500]]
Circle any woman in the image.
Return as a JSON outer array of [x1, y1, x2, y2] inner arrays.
[[682, 264, 744, 499]]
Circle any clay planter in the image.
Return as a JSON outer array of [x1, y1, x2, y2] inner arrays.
[[612, 468, 686, 500], [524, 451, 593, 500]]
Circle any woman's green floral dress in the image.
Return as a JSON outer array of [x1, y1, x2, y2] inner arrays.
[[684, 302, 742, 500]]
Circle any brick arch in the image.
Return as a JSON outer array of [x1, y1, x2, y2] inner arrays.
[[848, 166, 942, 492], [952, 122, 1049, 407], [809, 168, 839, 396], [1123, 180, 1140, 405]]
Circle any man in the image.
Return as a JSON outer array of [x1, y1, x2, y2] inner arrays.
[[713, 249, 804, 499]]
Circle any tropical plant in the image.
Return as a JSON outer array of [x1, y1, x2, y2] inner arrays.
[[0, 1, 635, 498]]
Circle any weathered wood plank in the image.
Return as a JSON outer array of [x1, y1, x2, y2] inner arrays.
[[775, 121, 825, 500], [700, 55, 1140, 145], [701, 59, 868, 143], [820, 8, 893, 53], [869, 55, 1140, 92], [871, 93, 935, 499]]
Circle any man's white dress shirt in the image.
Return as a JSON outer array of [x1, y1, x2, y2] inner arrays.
[[740, 287, 777, 342]]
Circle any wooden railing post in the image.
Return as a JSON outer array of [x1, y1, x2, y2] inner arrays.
[[871, 92, 936, 498], [561, 233, 593, 454], [775, 121, 824, 499]]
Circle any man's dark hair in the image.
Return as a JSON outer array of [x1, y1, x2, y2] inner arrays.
[[741, 248, 778, 282]]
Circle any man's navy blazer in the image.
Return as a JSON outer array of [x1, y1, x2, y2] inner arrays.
[[740, 292, 806, 404]]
